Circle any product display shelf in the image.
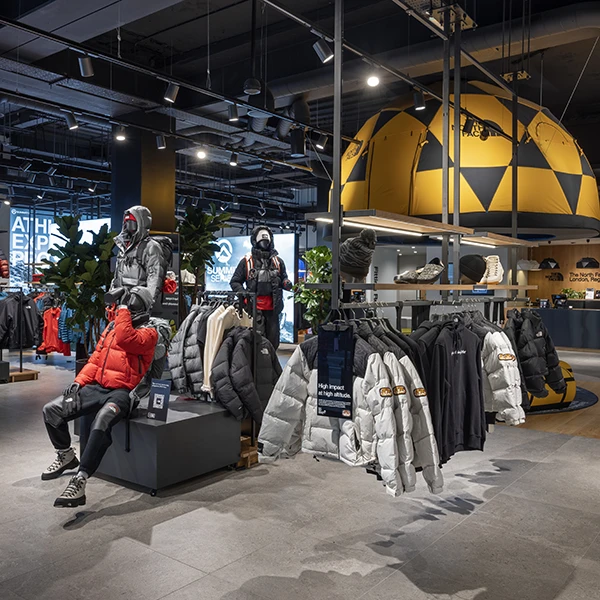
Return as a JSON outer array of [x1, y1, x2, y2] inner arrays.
[[304, 283, 538, 292], [464, 232, 538, 248], [305, 209, 474, 236]]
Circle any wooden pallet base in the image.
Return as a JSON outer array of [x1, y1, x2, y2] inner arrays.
[[9, 368, 39, 382], [236, 435, 258, 469]]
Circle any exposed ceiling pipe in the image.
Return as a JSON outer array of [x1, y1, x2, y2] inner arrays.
[[276, 98, 311, 140]]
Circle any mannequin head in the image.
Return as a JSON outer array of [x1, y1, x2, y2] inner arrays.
[[123, 212, 138, 236], [251, 225, 275, 252], [127, 286, 153, 322]]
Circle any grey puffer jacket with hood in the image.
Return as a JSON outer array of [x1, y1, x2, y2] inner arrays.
[[259, 335, 417, 498], [110, 205, 167, 309]]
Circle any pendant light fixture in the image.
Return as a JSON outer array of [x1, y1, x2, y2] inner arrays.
[[315, 134, 328, 150], [156, 134, 167, 150], [229, 152, 239, 167], [78, 55, 94, 78], [164, 82, 180, 104], [228, 104, 240, 122], [413, 89, 426, 111], [115, 126, 126, 141], [313, 39, 334, 64], [243, 0, 261, 95], [197, 149, 207, 159], [290, 128, 306, 158]]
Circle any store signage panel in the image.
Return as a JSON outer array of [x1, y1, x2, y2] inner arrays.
[[147, 379, 172, 422], [206, 234, 296, 343]]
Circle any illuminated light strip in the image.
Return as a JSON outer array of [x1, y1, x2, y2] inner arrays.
[[314, 217, 423, 237], [433, 235, 497, 249]]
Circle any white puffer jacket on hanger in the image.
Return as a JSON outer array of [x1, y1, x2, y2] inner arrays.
[[258, 336, 403, 496]]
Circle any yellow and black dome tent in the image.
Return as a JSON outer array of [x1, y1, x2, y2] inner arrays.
[[339, 81, 600, 233]]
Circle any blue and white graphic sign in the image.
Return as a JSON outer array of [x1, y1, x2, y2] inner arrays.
[[206, 234, 296, 343]]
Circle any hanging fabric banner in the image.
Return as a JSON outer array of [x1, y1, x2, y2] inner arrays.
[[317, 324, 354, 419]]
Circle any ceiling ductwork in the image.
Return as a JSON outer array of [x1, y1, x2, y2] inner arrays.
[[276, 98, 311, 140]]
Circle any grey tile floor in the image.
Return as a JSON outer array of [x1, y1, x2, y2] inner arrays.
[[0, 351, 599, 599]]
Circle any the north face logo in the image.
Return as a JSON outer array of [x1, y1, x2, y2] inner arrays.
[[413, 388, 427, 397], [499, 353, 516, 361], [379, 387, 393, 397], [393, 386, 407, 396], [536, 331, 543, 337]]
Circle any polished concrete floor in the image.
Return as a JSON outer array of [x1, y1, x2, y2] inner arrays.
[[0, 351, 600, 600]]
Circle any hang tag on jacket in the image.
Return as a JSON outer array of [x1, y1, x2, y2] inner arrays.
[[317, 325, 354, 420]]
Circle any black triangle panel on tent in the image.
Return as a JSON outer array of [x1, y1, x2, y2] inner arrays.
[[510, 138, 553, 170], [416, 131, 453, 172], [371, 110, 401, 138], [346, 149, 370, 183], [405, 100, 441, 128], [461, 166, 508, 211], [581, 153, 595, 177], [497, 98, 540, 128], [554, 171, 583, 214]]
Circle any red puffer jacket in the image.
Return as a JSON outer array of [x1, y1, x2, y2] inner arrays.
[[75, 307, 158, 390]]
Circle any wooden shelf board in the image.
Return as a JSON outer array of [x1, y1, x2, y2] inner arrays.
[[466, 232, 538, 248], [362, 284, 538, 291]]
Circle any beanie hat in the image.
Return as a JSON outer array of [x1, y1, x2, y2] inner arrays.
[[339, 229, 377, 278], [539, 257, 560, 269], [460, 254, 487, 283], [576, 257, 600, 269], [130, 286, 154, 312]]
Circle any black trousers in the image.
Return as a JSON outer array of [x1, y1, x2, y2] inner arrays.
[[258, 309, 280, 350], [42, 384, 130, 477]]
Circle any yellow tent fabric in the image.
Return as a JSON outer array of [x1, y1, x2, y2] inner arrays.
[[338, 81, 600, 231]]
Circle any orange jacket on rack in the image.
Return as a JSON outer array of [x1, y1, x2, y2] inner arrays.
[[75, 307, 158, 390]]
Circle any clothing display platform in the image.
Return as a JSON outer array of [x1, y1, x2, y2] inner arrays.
[[92, 397, 241, 494]]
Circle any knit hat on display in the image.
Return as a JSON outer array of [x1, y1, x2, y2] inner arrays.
[[576, 257, 600, 269], [459, 254, 487, 283], [539, 257, 560, 269], [339, 229, 377, 278]]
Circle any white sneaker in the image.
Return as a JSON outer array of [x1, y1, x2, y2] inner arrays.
[[41, 448, 79, 480], [480, 255, 504, 285], [54, 475, 87, 508]]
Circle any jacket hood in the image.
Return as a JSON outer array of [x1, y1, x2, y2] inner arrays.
[[116, 205, 152, 249], [250, 225, 274, 249]]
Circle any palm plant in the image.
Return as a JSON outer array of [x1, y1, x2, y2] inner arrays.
[[178, 203, 231, 299], [40, 215, 116, 355]]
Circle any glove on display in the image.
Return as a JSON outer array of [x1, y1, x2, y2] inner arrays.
[[62, 383, 81, 418]]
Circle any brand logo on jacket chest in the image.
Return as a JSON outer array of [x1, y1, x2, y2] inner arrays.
[[451, 349, 466, 356]]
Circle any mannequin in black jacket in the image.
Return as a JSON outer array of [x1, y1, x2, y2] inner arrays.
[[230, 226, 292, 349]]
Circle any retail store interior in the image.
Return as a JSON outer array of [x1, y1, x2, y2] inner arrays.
[[2, 1, 600, 599]]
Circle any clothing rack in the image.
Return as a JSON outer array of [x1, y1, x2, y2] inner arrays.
[[200, 290, 259, 446], [0, 285, 25, 372], [339, 300, 403, 331]]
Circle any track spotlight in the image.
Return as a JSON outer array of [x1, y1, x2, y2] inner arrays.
[[229, 152, 238, 167], [232, 197, 240, 209], [115, 126, 126, 141], [65, 112, 79, 130], [88, 182, 97, 193], [243, 77, 262, 95], [219, 203, 227, 212], [278, 203, 284, 214], [480, 126, 490, 141], [463, 117, 475, 135], [263, 161, 274, 172], [313, 39, 334, 64], [413, 89, 426, 111], [66, 179, 74, 190], [315, 134, 328, 150], [228, 104, 239, 122], [164, 82, 180, 104], [367, 75, 380, 87], [21, 161, 32, 172], [3, 200, 10, 206], [27, 173, 36, 184], [48, 176, 56, 187], [258, 202, 266, 217], [284, 222, 291, 229], [197, 149, 207, 159], [290, 128, 306, 158], [78, 55, 94, 78], [156, 134, 167, 150], [46, 166, 58, 176], [37, 191, 45, 200]]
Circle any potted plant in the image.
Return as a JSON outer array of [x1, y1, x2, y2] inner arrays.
[[40, 215, 116, 357], [178, 202, 231, 300], [294, 245, 332, 334]]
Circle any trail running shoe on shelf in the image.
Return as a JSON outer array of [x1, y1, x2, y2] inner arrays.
[[395, 258, 445, 285], [41, 448, 79, 481], [54, 475, 86, 508]]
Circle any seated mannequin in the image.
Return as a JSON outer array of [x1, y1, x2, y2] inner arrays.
[[41, 287, 158, 508]]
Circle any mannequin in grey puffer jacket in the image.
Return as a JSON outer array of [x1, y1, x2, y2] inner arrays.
[[109, 206, 167, 310]]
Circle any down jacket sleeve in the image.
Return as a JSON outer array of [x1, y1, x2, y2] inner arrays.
[[543, 324, 566, 394], [74, 326, 110, 387], [383, 353, 416, 494], [211, 336, 245, 421], [397, 356, 443, 494], [113, 308, 159, 353], [230, 258, 247, 294], [143, 239, 167, 307], [481, 331, 525, 426], [258, 346, 310, 463], [231, 334, 265, 426], [363, 353, 400, 497]]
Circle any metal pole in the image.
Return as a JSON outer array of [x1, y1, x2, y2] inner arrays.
[[511, 86, 519, 285], [331, 0, 343, 311], [453, 13, 462, 294], [440, 14, 451, 293]]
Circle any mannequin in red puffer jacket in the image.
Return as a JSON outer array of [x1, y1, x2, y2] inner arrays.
[[41, 286, 158, 508]]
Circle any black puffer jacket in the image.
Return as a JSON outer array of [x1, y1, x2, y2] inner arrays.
[[504, 309, 565, 398], [211, 326, 282, 425]]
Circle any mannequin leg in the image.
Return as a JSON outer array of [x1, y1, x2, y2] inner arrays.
[[263, 310, 280, 350]]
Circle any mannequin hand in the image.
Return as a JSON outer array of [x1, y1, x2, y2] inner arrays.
[[282, 279, 293, 292], [62, 383, 81, 418]]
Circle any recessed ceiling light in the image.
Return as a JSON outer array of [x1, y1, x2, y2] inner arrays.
[[367, 75, 380, 87], [197, 149, 207, 159]]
